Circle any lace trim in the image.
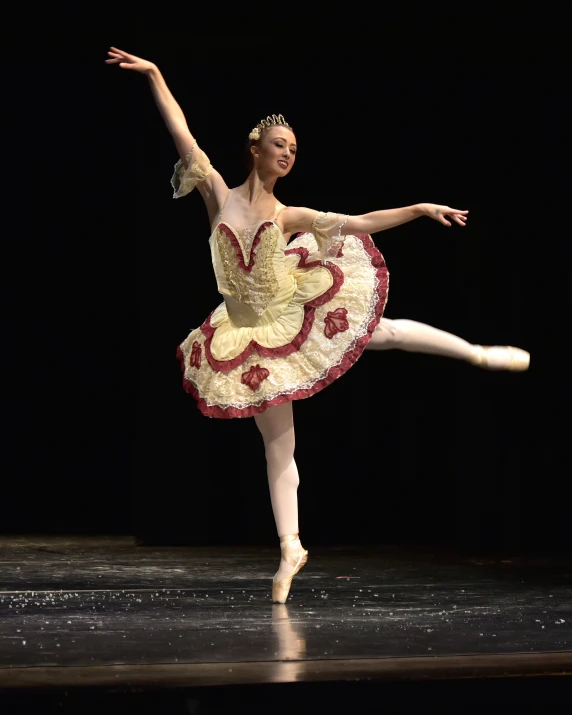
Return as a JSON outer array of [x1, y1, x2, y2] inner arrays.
[[179, 234, 387, 416], [311, 211, 350, 258], [215, 222, 280, 316], [171, 144, 213, 199], [177, 233, 389, 418]]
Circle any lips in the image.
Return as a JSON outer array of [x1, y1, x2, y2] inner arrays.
[[278, 160, 289, 169]]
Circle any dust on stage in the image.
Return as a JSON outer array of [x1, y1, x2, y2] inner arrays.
[[1, 536, 571, 711]]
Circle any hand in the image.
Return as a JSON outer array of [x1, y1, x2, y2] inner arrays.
[[419, 203, 468, 227], [105, 47, 156, 74]]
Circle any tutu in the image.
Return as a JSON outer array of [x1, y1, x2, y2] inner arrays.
[[172, 149, 389, 418]]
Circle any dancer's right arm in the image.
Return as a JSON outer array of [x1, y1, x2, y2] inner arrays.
[[106, 47, 228, 219]]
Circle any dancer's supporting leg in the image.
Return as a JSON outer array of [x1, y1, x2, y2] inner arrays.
[[366, 318, 529, 370], [254, 401, 308, 603]]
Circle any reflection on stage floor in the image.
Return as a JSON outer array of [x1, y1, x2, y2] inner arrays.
[[0, 536, 571, 691]]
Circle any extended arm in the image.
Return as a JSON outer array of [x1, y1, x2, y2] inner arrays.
[[283, 203, 468, 238]]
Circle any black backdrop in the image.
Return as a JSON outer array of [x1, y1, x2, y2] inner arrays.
[[5, 21, 568, 555]]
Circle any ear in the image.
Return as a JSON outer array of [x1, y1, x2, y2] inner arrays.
[[250, 144, 259, 159]]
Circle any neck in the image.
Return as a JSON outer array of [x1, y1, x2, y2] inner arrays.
[[239, 169, 278, 203]]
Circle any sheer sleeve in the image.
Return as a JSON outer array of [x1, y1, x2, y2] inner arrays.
[[170, 143, 213, 199], [311, 211, 350, 258]]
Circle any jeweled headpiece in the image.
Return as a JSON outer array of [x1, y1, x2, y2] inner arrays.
[[248, 114, 291, 141]]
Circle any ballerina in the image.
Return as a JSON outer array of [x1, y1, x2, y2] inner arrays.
[[106, 47, 529, 603]]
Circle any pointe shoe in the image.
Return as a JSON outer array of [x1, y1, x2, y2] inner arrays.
[[470, 345, 530, 372], [272, 534, 308, 604]]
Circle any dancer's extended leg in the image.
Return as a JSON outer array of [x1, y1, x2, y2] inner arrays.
[[366, 318, 529, 370], [254, 402, 308, 603]]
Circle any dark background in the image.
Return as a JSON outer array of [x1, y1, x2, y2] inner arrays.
[[5, 19, 568, 554]]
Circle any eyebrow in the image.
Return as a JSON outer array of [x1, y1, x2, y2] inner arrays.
[[274, 136, 297, 147]]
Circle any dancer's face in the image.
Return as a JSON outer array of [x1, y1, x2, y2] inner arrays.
[[252, 127, 297, 177]]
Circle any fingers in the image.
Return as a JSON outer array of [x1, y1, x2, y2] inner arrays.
[[109, 47, 133, 61], [433, 205, 468, 228], [441, 207, 469, 227], [106, 50, 125, 65], [107, 48, 137, 69], [446, 214, 467, 226]]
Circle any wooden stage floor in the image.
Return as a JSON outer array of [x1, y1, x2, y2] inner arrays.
[[1, 536, 570, 711]]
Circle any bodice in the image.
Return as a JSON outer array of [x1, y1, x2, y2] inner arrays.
[[209, 220, 291, 319]]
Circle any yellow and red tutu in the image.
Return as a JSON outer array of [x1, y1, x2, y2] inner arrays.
[[172, 148, 389, 418]]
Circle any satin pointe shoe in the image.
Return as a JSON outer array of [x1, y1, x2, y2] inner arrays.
[[272, 534, 308, 604], [470, 345, 530, 372]]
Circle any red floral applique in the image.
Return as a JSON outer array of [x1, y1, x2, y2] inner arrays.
[[324, 307, 349, 339], [190, 341, 202, 369], [177, 233, 389, 418], [241, 364, 270, 391]]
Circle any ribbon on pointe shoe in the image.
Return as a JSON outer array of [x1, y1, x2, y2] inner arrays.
[[272, 534, 308, 604]]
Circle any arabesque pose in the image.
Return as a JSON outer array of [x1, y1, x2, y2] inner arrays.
[[107, 47, 529, 603]]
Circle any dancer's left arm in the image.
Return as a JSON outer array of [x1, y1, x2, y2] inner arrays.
[[283, 203, 468, 236]]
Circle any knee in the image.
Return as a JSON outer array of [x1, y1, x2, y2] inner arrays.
[[387, 319, 414, 345], [265, 432, 296, 463], [265, 439, 299, 488], [375, 318, 404, 346]]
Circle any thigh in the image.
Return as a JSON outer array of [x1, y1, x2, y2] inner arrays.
[[254, 401, 294, 443]]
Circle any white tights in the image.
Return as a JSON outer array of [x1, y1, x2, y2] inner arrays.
[[254, 402, 300, 583], [254, 402, 299, 539], [368, 317, 475, 359], [254, 317, 483, 581]]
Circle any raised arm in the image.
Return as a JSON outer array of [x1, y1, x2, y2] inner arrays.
[[106, 47, 227, 221]]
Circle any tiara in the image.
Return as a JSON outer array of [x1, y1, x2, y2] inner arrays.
[[248, 114, 290, 141]]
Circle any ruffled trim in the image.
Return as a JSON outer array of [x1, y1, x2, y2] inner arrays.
[[310, 211, 350, 259], [171, 146, 213, 199], [176, 234, 389, 418], [218, 222, 268, 270], [202, 309, 317, 373], [200, 249, 344, 373]]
